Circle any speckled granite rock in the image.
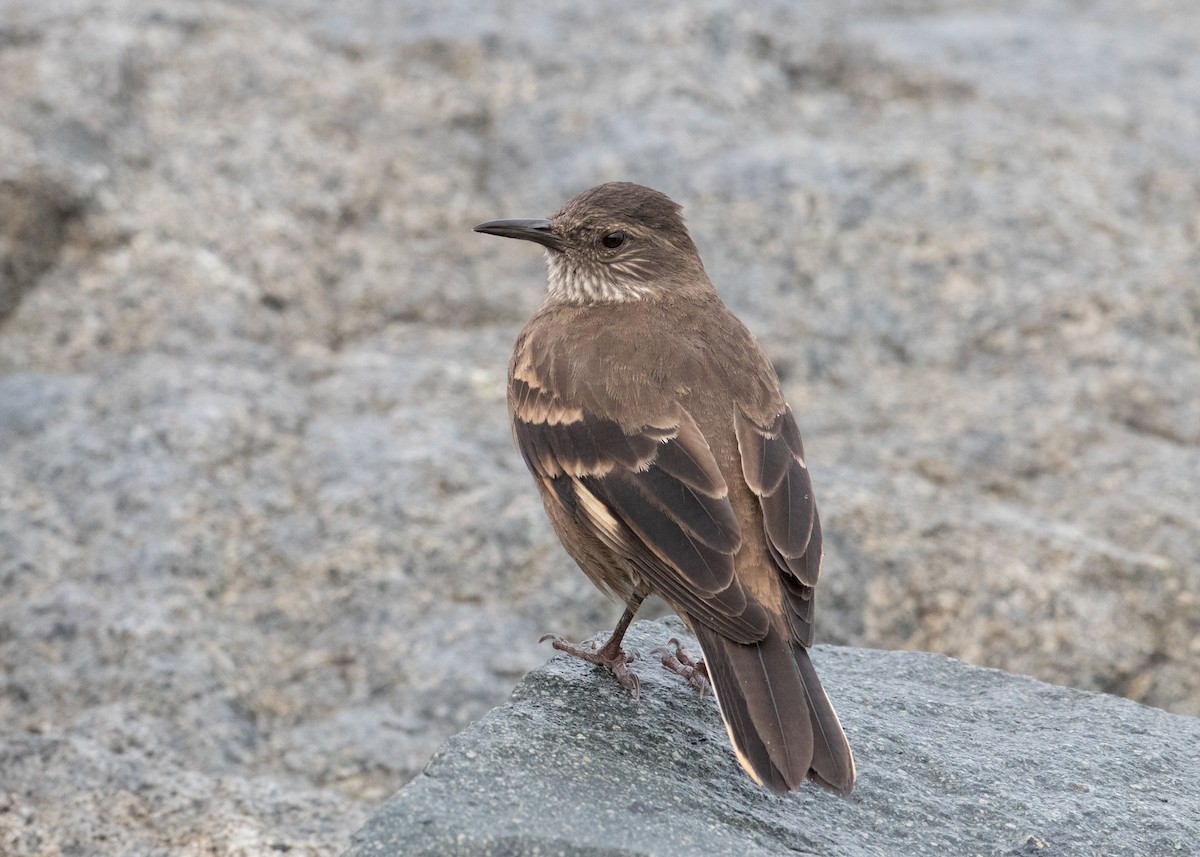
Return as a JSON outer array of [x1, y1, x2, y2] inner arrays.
[[346, 619, 1200, 857], [1, 0, 1198, 853]]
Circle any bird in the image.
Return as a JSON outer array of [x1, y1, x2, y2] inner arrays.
[[474, 182, 855, 795]]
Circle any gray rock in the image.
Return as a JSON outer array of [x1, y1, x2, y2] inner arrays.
[[0, 173, 83, 319], [346, 619, 1200, 857], [0, 0, 1198, 853], [0, 727, 367, 856]]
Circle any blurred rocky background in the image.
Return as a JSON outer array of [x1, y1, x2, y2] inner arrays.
[[1, 0, 1197, 854]]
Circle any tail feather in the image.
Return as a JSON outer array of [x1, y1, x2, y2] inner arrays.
[[691, 620, 855, 796], [794, 644, 855, 796]]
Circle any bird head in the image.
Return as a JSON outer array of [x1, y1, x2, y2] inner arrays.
[[474, 182, 709, 304]]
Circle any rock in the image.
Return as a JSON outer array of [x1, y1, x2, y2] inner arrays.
[[0, 727, 367, 856], [0, 173, 84, 319], [0, 0, 1198, 854], [346, 619, 1200, 857]]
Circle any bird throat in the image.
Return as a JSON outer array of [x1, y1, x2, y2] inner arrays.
[[544, 252, 652, 305]]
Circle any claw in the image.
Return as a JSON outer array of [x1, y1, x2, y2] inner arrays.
[[539, 631, 641, 700], [654, 637, 710, 696]]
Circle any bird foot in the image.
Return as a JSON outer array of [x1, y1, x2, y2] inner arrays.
[[539, 633, 641, 700], [651, 637, 710, 697]]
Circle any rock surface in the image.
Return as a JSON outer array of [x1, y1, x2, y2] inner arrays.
[[1, 0, 1199, 854], [347, 619, 1200, 857]]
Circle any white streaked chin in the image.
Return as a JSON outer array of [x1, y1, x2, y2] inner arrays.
[[544, 254, 651, 304]]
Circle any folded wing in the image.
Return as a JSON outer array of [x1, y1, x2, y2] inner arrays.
[[734, 407, 822, 646], [510, 377, 768, 642]]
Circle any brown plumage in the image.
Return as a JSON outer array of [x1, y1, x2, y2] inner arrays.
[[475, 182, 855, 795]]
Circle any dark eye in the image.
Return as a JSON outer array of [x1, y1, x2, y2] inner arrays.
[[601, 230, 626, 249]]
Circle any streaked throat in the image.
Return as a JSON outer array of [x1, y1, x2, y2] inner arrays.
[[545, 253, 652, 304]]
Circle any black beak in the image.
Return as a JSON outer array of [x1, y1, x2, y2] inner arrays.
[[473, 218, 562, 251]]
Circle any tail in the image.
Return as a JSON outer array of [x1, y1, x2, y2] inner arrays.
[[691, 621, 855, 795]]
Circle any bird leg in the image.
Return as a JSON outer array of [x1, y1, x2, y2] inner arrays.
[[652, 637, 710, 697], [539, 598, 643, 699]]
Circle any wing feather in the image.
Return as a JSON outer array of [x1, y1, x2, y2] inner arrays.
[[735, 407, 824, 643], [510, 377, 767, 643]]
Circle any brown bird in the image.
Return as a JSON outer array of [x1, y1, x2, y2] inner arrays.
[[475, 182, 855, 795]]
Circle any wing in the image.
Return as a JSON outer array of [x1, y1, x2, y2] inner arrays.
[[734, 407, 822, 646], [510, 376, 769, 643]]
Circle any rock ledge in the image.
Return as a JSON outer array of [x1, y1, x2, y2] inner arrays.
[[346, 619, 1199, 857]]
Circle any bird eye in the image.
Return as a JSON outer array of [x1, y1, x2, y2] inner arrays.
[[601, 230, 626, 249]]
